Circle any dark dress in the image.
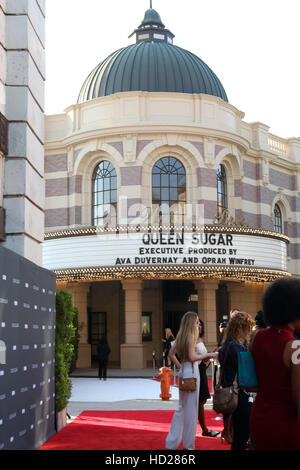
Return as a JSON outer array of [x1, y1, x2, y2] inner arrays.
[[250, 326, 300, 450], [219, 339, 252, 450], [199, 362, 211, 402], [164, 335, 175, 362], [97, 339, 111, 379]]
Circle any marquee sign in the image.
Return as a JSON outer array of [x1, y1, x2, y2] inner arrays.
[[43, 228, 289, 282]]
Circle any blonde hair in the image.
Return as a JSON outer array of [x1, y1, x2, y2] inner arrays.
[[165, 328, 173, 339], [225, 311, 255, 344], [175, 311, 199, 360]]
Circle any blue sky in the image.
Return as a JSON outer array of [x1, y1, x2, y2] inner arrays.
[[45, 0, 300, 138]]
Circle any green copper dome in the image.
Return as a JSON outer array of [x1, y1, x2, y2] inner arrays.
[[78, 8, 228, 103]]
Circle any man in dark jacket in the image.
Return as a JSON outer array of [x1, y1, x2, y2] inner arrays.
[[97, 337, 111, 380]]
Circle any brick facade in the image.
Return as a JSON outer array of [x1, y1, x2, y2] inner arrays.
[[136, 140, 152, 157], [46, 175, 82, 197], [45, 207, 82, 228], [43, 96, 300, 273], [269, 168, 296, 191], [197, 167, 216, 187], [45, 153, 68, 173], [120, 166, 142, 186]]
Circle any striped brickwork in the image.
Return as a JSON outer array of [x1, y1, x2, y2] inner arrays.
[[44, 128, 300, 274]]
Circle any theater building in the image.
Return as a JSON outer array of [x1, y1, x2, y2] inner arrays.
[[43, 7, 300, 369]]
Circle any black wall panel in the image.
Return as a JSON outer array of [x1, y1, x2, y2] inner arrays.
[[0, 246, 56, 450]]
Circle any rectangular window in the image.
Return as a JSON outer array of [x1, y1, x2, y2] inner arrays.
[[153, 33, 165, 40], [138, 34, 150, 40]]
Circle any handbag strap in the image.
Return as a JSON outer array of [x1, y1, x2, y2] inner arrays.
[[181, 360, 194, 378]]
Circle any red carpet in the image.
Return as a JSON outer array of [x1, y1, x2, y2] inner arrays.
[[39, 410, 229, 450]]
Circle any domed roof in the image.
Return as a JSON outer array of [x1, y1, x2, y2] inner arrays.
[[78, 8, 228, 103]]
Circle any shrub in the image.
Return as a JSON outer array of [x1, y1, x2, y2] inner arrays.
[[55, 290, 77, 413], [69, 307, 81, 374]]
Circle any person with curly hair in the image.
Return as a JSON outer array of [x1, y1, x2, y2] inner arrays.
[[218, 312, 255, 450], [250, 278, 300, 450]]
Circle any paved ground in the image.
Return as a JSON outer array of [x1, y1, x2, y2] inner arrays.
[[70, 368, 157, 378], [67, 368, 214, 421]]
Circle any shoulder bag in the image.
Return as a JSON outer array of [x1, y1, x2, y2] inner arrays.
[[178, 361, 197, 392], [213, 342, 238, 414], [238, 350, 258, 390]]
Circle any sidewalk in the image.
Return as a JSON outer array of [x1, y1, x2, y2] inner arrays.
[[70, 367, 156, 378]]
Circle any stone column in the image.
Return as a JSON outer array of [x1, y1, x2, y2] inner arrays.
[[120, 279, 146, 369], [194, 280, 219, 349], [2, 0, 45, 266], [64, 282, 91, 368], [226, 282, 244, 313]]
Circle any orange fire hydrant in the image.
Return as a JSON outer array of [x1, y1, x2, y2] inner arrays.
[[159, 366, 172, 400]]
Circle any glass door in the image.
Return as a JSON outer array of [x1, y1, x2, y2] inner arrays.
[[89, 311, 107, 362]]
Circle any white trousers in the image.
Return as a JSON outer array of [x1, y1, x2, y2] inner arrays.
[[165, 362, 200, 450]]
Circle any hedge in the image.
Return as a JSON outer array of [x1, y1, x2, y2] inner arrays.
[[55, 290, 78, 413]]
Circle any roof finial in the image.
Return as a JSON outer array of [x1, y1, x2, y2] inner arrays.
[[150, 0, 153, 8]]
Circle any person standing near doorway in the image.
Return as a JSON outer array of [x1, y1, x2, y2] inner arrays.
[[97, 337, 111, 381], [162, 328, 175, 366]]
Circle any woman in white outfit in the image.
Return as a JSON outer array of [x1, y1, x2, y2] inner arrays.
[[165, 311, 217, 450]]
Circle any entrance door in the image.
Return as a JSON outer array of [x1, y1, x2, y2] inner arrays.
[[88, 311, 107, 363], [163, 311, 186, 338], [162, 280, 198, 337]]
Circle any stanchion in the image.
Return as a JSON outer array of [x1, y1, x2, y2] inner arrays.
[[214, 360, 221, 393], [209, 358, 220, 395], [210, 359, 215, 394], [152, 351, 156, 379], [173, 363, 176, 386]]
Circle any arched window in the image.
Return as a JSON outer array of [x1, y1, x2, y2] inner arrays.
[[274, 204, 283, 233], [152, 156, 186, 225], [217, 164, 227, 216], [92, 161, 117, 226]]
